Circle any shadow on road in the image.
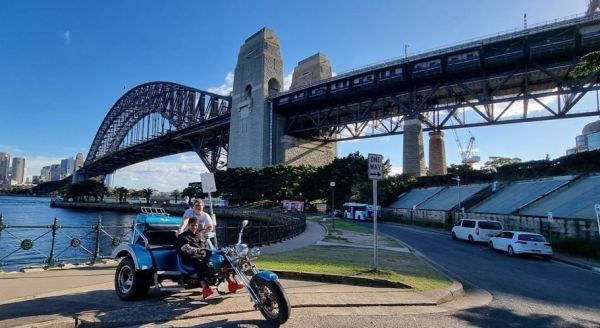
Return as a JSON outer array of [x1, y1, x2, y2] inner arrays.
[[453, 306, 600, 328]]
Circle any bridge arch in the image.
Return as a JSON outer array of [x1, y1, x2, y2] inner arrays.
[[81, 81, 231, 178]]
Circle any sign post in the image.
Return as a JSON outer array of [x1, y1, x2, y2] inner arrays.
[[201, 172, 218, 246], [368, 153, 383, 270], [595, 204, 600, 239]]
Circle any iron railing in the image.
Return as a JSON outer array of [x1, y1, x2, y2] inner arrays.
[[0, 211, 306, 270]]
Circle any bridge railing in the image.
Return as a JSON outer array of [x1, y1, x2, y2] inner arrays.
[[0, 211, 306, 271]]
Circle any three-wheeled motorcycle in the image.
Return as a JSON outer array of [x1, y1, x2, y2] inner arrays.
[[111, 207, 290, 325]]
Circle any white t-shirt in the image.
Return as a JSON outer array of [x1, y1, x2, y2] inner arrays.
[[182, 209, 214, 230]]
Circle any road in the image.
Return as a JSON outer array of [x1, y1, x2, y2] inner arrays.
[[368, 222, 600, 327]]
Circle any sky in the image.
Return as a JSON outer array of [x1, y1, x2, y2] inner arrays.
[[0, 0, 596, 192]]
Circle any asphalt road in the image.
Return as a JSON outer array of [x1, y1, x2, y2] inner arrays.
[[371, 223, 600, 327]]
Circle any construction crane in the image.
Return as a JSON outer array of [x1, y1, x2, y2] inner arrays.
[[452, 130, 480, 165]]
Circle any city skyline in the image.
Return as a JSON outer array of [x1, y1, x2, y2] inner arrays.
[[1, 0, 596, 191]]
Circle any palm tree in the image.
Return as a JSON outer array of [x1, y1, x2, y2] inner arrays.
[[115, 187, 128, 203], [140, 187, 154, 205], [171, 189, 181, 204]]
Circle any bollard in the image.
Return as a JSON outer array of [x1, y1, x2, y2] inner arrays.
[[92, 217, 102, 264], [47, 217, 59, 267]]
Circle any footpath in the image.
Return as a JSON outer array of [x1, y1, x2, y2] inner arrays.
[[0, 220, 462, 328]]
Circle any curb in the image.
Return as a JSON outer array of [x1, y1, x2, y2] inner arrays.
[[552, 256, 600, 272], [273, 270, 411, 289]]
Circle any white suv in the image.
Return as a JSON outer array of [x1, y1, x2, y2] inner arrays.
[[451, 219, 503, 243]]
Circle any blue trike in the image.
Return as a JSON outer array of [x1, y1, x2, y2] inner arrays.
[[111, 207, 290, 325]]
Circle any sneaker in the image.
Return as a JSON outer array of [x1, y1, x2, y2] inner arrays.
[[228, 281, 245, 293], [202, 286, 214, 299]]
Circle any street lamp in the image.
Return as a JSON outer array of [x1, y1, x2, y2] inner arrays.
[[451, 175, 461, 216], [329, 182, 336, 230]]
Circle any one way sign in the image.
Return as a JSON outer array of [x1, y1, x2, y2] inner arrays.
[[368, 153, 383, 180]]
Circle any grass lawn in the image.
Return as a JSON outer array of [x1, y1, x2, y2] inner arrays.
[[256, 245, 451, 291]]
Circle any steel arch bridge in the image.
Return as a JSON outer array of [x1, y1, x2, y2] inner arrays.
[[78, 82, 231, 179]]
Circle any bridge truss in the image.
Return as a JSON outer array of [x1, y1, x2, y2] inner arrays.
[[82, 82, 231, 176], [282, 66, 600, 142]]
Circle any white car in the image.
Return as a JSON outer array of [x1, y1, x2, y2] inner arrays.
[[451, 219, 503, 243], [489, 231, 553, 260]]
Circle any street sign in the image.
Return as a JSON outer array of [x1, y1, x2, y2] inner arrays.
[[200, 173, 217, 193], [368, 153, 383, 180], [547, 211, 553, 222]]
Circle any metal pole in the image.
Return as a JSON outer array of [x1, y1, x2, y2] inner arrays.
[[47, 217, 59, 267], [208, 192, 218, 247], [331, 186, 335, 230], [373, 179, 378, 270], [93, 216, 102, 264]]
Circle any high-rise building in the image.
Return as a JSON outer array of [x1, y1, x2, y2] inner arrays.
[[75, 153, 84, 171], [50, 164, 61, 182], [60, 157, 75, 178], [0, 152, 9, 186], [41, 166, 51, 182], [11, 157, 25, 185]]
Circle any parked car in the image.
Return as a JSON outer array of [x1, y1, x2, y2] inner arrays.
[[451, 219, 503, 243], [489, 231, 553, 260]]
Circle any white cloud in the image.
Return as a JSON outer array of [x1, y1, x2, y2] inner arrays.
[[378, 136, 391, 142], [0, 144, 24, 154], [207, 72, 234, 96], [283, 70, 294, 91], [63, 30, 71, 44], [490, 95, 556, 119], [113, 155, 209, 191], [24, 156, 63, 178], [389, 166, 403, 176]]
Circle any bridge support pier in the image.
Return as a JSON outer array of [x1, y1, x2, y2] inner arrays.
[[428, 131, 447, 176], [403, 119, 426, 176], [275, 53, 336, 166]]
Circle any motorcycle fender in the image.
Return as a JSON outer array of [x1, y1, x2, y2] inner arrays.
[[251, 271, 279, 283], [111, 244, 153, 270]]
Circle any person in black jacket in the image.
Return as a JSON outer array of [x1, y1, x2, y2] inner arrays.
[[176, 217, 214, 298]]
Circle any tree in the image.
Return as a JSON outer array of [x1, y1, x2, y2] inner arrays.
[[171, 189, 181, 203], [569, 51, 600, 79], [181, 185, 202, 204], [115, 187, 129, 203], [140, 187, 154, 205], [482, 156, 522, 171]]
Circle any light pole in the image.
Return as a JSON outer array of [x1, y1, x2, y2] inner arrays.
[[451, 175, 461, 217], [330, 181, 336, 230]]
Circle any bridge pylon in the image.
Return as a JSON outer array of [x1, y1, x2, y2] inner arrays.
[[403, 118, 426, 176]]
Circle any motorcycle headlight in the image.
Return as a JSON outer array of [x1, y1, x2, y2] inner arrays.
[[249, 247, 261, 258], [235, 243, 249, 257]]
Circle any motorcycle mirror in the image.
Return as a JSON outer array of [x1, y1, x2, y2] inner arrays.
[[242, 220, 248, 228]]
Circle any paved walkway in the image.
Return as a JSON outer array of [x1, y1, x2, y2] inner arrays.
[[0, 220, 465, 327]]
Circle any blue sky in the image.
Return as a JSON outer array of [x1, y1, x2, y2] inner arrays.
[[0, 0, 595, 191]]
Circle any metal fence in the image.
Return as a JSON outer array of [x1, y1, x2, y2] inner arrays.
[[0, 211, 306, 270]]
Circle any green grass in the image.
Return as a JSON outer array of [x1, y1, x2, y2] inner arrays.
[[319, 218, 405, 248], [256, 245, 451, 291]]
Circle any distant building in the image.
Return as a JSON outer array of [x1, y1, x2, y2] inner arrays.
[[0, 152, 9, 187], [11, 157, 25, 185], [41, 166, 51, 182], [32, 175, 41, 184], [60, 157, 75, 178], [567, 120, 600, 155], [50, 164, 61, 182], [75, 153, 84, 171]]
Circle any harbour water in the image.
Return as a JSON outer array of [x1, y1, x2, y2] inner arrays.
[[0, 196, 229, 271]]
